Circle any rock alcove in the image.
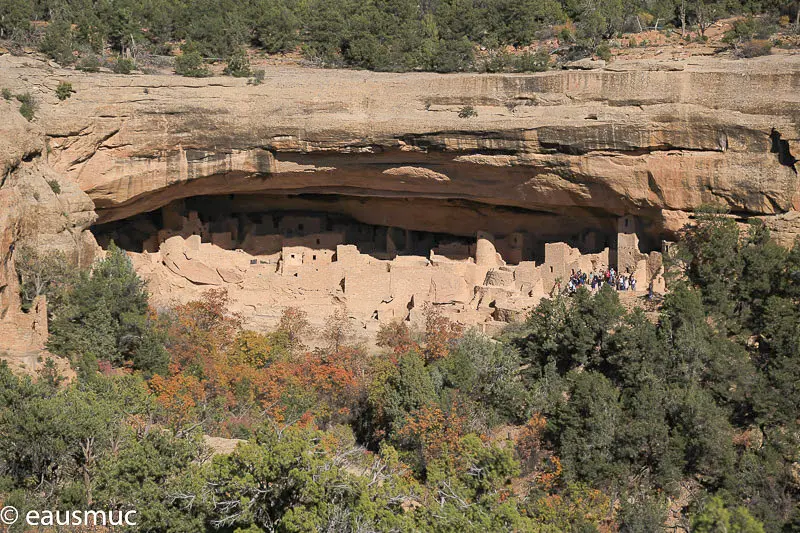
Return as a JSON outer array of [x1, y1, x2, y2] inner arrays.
[[90, 191, 655, 265]]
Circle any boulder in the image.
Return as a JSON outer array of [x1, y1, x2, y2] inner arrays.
[[564, 58, 606, 70]]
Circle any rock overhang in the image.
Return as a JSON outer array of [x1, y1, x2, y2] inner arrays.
[[1, 53, 799, 252]]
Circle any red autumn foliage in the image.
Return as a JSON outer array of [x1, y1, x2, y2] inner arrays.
[[149, 289, 367, 432], [516, 413, 548, 472], [398, 403, 467, 467], [423, 305, 464, 362], [376, 319, 418, 354]]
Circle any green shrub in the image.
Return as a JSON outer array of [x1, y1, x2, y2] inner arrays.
[[14, 244, 76, 313], [253, 0, 300, 53], [113, 57, 135, 74], [1, 88, 11, 100], [562, 43, 593, 61], [480, 48, 550, 74], [47, 179, 61, 194], [76, 55, 101, 72], [15, 92, 35, 121], [458, 105, 478, 119], [428, 37, 475, 73], [618, 495, 669, 532], [595, 44, 612, 61], [248, 69, 266, 85], [691, 495, 766, 533], [0, 0, 32, 39], [223, 48, 251, 77], [481, 50, 511, 73], [513, 49, 551, 72], [39, 19, 75, 65], [19, 102, 35, 122], [47, 243, 169, 375], [723, 16, 776, 44], [16, 92, 34, 106], [55, 82, 73, 101], [174, 43, 210, 77]]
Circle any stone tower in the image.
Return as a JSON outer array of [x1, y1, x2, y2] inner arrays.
[[475, 231, 500, 266]]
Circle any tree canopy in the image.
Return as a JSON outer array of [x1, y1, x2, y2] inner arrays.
[[2, 0, 796, 72], [3, 213, 800, 530]]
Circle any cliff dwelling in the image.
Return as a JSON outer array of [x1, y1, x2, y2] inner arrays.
[[89, 192, 666, 338], [2, 50, 797, 363]]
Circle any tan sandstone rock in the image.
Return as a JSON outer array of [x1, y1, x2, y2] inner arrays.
[[1, 53, 799, 352]]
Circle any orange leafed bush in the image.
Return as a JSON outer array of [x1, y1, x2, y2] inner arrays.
[[150, 289, 369, 432], [423, 305, 464, 362], [517, 413, 547, 466], [398, 403, 467, 466], [376, 319, 418, 354]]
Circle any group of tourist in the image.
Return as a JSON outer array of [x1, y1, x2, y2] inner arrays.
[[566, 267, 637, 294]]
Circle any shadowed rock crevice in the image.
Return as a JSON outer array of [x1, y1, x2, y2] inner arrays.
[[91, 192, 644, 264], [770, 129, 798, 173]]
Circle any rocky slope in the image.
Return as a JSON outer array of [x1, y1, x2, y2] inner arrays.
[[0, 52, 799, 355], [0, 95, 96, 370]]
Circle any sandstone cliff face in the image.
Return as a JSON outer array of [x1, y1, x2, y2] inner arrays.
[[0, 95, 96, 368], [0, 53, 798, 353], [1, 54, 798, 243]]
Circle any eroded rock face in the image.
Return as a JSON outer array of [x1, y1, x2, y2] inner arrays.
[[0, 98, 96, 368], [0, 53, 799, 351], [0, 54, 797, 243]]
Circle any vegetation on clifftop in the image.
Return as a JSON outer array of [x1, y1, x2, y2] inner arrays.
[[0, 0, 797, 73]]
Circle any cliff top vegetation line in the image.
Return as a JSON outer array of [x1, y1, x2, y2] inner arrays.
[[0, 0, 799, 75]]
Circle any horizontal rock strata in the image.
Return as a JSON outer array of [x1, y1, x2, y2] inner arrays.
[[0, 52, 798, 351]]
